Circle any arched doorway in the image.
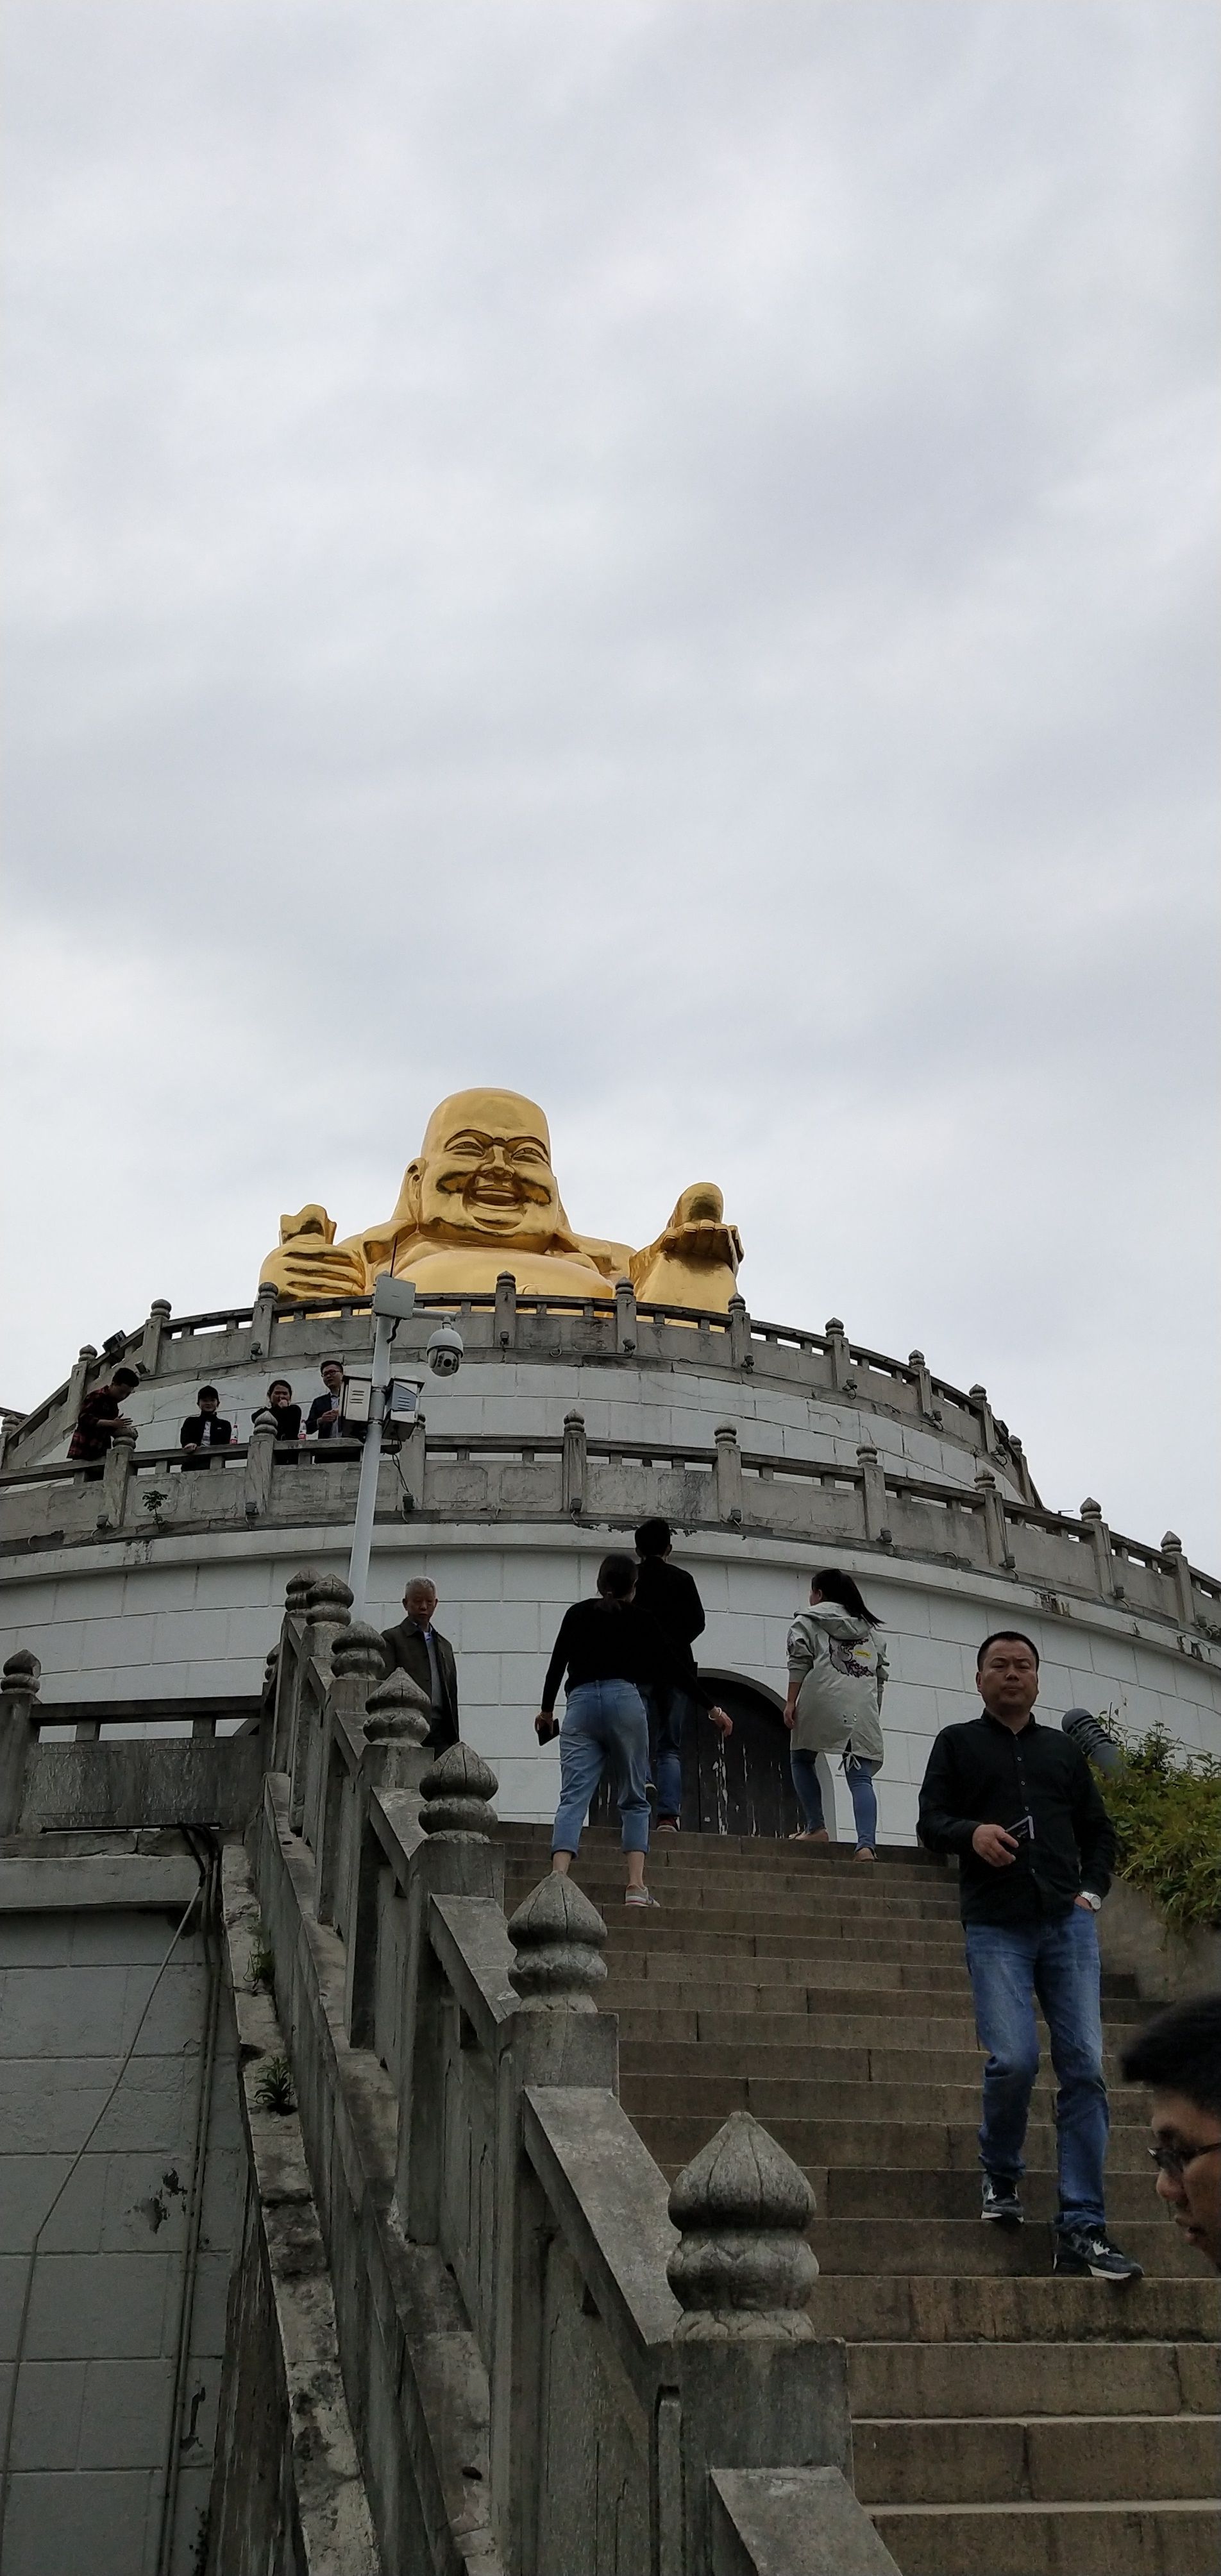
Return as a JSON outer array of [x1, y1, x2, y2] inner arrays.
[[591, 1674, 810, 1838]]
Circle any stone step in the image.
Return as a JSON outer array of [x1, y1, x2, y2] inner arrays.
[[600, 1979, 1148, 2026], [602, 1922, 966, 1962], [848, 2339, 1221, 2419], [868, 2497, 1220, 2575], [505, 1873, 964, 1924], [819, 2167, 1161, 2220], [602, 1948, 971, 1990], [809, 2271, 1219, 2343], [854, 2411, 1221, 2505], [805, 2215, 1199, 2280], [497, 1828, 947, 1873], [618, 2039, 1136, 2088], [618, 2080, 1151, 2155], [628, 2080, 1149, 2135]]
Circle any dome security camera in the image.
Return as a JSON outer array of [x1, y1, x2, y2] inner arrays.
[[426, 1322, 464, 1379]]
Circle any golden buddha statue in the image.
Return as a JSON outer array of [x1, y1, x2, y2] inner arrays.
[[260, 1086, 743, 1310]]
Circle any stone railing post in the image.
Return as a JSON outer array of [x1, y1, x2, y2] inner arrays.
[[665, 2110, 852, 2575], [0, 1650, 41, 1834], [274, 1570, 317, 1774], [362, 1666, 432, 1793], [1080, 1499, 1120, 1601], [65, 1344, 98, 1429], [908, 1349, 934, 1417], [728, 1294, 753, 1371], [1161, 1532, 1197, 1631], [825, 1318, 853, 1393], [495, 1269, 518, 1348], [248, 1278, 279, 1361], [97, 1423, 136, 1531], [140, 1298, 172, 1375], [314, 1621, 386, 1926], [243, 1411, 278, 1520], [975, 1470, 1014, 1571], [294, 1575, 353, 1839], [394, 1745, 504, 2232], [1009, 1434, 1036, 1504], [614, 1277, 637, 1354], [491, 1877, 617, 2572], [562, 1409, 586, 1517], [715, 1423, 744, 1525], [305, 1573, 353, 1677], [855, 1445, 891, 1546], [969, 1383, 998, 1457]]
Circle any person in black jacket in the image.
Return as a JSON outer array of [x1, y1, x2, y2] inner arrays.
[[633, 1518, 706, 1833], [380, 1578, 459, 1752], [264, 1380, 301, 1439], [534, 1554, 732, 1905], [178, 1386, 233, 1468], [918, 1629, 1140, 2278]]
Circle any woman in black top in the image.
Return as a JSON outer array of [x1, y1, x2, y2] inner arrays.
[[264, 1380, 302, 1439], [534, 1554, 732, 1905]]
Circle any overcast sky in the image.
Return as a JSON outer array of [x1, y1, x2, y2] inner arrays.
[[3, 1, 1217, 1561]]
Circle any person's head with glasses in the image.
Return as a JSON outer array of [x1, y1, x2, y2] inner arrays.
[[1121, 1993, 1221, 2269]]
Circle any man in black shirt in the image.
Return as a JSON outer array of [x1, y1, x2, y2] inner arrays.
[[918, 1629, 1141, 2280], [633, 1518, 707, 1832]]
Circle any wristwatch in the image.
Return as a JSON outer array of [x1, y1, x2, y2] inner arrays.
[[1079, 1890, 1102, 1911]]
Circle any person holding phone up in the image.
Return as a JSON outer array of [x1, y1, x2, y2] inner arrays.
[[918, 1630, 1141, 2280]]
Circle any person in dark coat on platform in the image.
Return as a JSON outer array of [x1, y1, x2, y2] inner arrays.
[[380, 1577, 459, 1752], [633, 1517, 707, 1833]]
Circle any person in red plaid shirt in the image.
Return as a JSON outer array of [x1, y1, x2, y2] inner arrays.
[[67, 1366, 140, 1466]]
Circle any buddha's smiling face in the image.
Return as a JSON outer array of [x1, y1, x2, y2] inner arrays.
[[412, 1089, 563, 1244]]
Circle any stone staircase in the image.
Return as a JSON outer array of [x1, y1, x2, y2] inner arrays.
[[501, 1825, 1220, 2576]]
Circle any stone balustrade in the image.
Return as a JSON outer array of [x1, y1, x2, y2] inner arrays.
[[3, 1414, 1218, 1641], [250, 1579, 896, 2574]]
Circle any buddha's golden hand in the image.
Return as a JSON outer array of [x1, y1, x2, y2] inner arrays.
[[259, 1205, 369, 1301], [650, 1184, 743, 1273]]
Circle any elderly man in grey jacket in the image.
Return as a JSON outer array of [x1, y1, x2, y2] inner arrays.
[[380, 1578, 460, 1752]]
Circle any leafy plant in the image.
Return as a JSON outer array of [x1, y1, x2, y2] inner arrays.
[[1094, 1724, 1221, 1935], [140, 1487, 169, 1520], [248, 1928, 276, 1994], [253, 2055, 294, 2115]]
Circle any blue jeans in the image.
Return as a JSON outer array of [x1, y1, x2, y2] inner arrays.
[[552, 1680, 652, 1856], [790, 1749, 879, 1850], [964, 1910, 1109, 2229], [644, 1682, 696, 1825]]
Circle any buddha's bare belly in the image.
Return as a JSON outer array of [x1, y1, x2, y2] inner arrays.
[[391, 1246, 616, 1298]]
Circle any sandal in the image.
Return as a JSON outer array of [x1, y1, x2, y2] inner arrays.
[[625, 1888, 660, 1908]]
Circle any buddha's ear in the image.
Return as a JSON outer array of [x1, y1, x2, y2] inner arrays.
[[394, 1162, 423, 1230]]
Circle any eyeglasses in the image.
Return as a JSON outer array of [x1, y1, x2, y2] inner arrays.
[[1148, 2140, 1221, 2180]]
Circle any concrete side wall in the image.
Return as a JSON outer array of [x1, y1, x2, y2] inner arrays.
[[2, 1529, 1218, 1831], [0, 1893, 245, 2576]]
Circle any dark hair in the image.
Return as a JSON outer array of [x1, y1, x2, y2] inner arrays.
[[812, 1568, 879, 1625], [321, 1359, 343, 1375], [197, 1385, 221, 1403], [635, 1518, 671, 1558], [112, 1367, 140, 1389], [596, 1552, 637, 1607], [267, 1380, 293, 1402], [1120, 1994, 1221, 2119], [977, 1629, 1040, 1670]]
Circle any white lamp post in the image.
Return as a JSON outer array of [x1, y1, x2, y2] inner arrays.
[[346, 1277, 463, 1620]]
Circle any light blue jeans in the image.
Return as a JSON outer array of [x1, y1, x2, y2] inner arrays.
[[790, 1749, 879, 1850], [552, 1679, 652, 1856], [964, 1908, 1109, 2229]]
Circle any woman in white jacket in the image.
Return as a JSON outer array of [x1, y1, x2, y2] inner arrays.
[[783, 1568, 888, 1861]]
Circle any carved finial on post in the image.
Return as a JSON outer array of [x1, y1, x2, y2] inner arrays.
[[727, 1294, 753, 1371], [330, 1621, 389, 1691], [305, 1573, 353, 1674], [0, 1650, 42, 1835], [667, 2110, 818, 2341], [419, 1741, 499, 1839], [285, 1569, 317, 1620], [364, 1666, 431, 1745], [823, 1319, 852, 1392], [507, 1874, 608, 2013], [1160, 1533, 1197, 1628]]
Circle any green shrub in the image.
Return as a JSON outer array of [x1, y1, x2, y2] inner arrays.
[[253, 2055, 294, 2115], [1095, 1725, 1221, 1935]]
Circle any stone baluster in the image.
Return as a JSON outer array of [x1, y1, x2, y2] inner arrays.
[[506, 1874, 608, 2013], [0, 1650, 42, 1834], [969, 1384, 998, 1457], [396, 1412, 427, 1514], [65, 1344, 98, 1430], [908, 1349, 935, 1418], [668, 2108, 817, 2337], [825, 1318, 852, 1393], [363, 1666, 432, 1793], [614, 1277, 637, 1354], [715, 1422, 744, 1526], [305, 1573, 353, 1677], [419, 1740, 500, 1839], [562, 1409, 586, 1518], [975, 1470, 1014, 1571], [728, 1294, 754, 1371], [330, 1622, 389, 1724], [1080, 1499, 1120, 1600], [856, 1445, 891, 1545], [97, 1423, 137, 1532], [140, 1298, 172, 1376], [243, 1410, 278, 1520], [285, 1568, 317, 1625], [317, 1621, 392, 1936], [494, 1269, 517, 1348], [1161, 1533, 1197, 1631], [1009, 1434, 1035, 1504], [248, 1278, 279, 1361]]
